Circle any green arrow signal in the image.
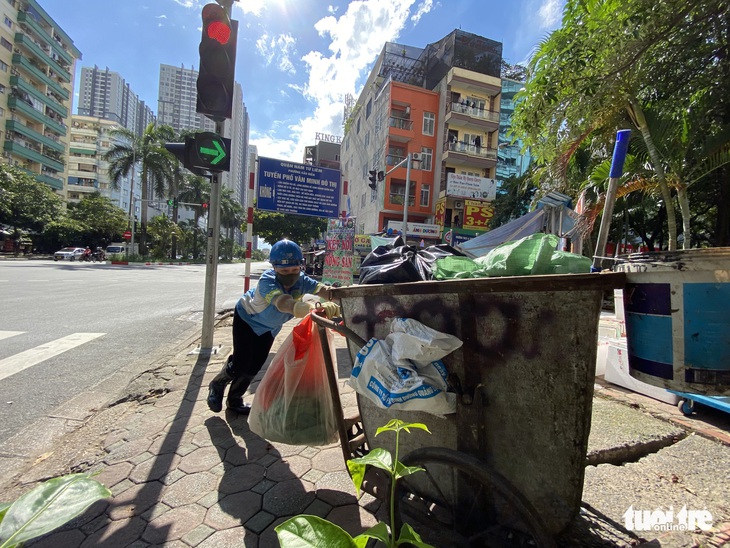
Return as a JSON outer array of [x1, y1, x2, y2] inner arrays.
[[199, 139, 226, 165]]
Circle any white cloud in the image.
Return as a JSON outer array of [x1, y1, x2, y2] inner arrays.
[[537, 0, 562, 29], [253, 0, 433, 161], [171, 0, 198, 8], [256, 33, 298, 75], [156, 14, 167, 19]]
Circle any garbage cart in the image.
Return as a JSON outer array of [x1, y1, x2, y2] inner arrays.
[[314, 272, 626, 546]]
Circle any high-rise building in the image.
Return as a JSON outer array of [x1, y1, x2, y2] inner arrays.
[[496, 78, 530, 181], [157, 64, 248, 231], [1, 0, 81, 200], [67, 115, 140, 215], [341, 30, 503, 245], [77, 66, 154, 136]]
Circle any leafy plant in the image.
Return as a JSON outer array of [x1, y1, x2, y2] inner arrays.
[[0, 473, 111, 548], [276, 419, 435, 548]]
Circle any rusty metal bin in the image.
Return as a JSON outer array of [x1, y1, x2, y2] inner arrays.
[[331, 272, 626, 536]]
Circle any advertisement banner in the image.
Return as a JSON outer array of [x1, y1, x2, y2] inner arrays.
[[446, 173, 498, 201], [462, 200, 495, 232], [387, 221, 441, 239], [322, 218, 356, 286], [434, 197, 446, 227]]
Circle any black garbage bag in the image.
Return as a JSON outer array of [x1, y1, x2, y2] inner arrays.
[[358, 240, 465, 284]]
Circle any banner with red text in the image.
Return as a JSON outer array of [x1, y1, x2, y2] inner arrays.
[[322, 218, 356, 286]]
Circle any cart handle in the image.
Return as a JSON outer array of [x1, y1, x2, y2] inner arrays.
[[310, 311, 368, 349]]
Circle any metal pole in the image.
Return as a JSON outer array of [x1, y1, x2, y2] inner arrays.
[[244, 171, 254, 292], [200, 121, 224, 351], [402, 153, 411, 241], [592, 130, 631, 271], [130, 197, 136, 257]]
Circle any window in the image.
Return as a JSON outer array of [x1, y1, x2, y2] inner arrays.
[[356, 117, 360, 134], [366, 98, 372, 119], [423, 112, 435, 136], [1, 37, 11, 51], [0, 83, 5, 94], [420, 185, 430, 207], [4, 16, 12, 28], [419, 147, 433, 171], [364, 131, 369, 148]]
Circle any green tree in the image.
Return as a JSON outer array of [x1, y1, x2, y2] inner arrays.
[[253, 207, 328, 247], [488, 174, 536, 229], [178, 175, 211, 259], [147, 214, 183, 260], [512, 0, 730, 250], [66, 193, 128, 248], [103, 123, 176, 254], [0, 163, 63, 255], [220, 187, 244, 260]]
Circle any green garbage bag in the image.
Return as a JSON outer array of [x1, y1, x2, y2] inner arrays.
[[475, 233, 559, 277], [433, 256, 485, 279], [550, 250, 592, 274]]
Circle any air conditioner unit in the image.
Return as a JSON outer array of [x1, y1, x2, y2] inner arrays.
[[454, 200, 464, 210], [411, 152, 421, 162]]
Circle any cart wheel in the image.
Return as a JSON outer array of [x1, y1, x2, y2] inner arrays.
[[394, 447, 555, 548], [677, 399, 695, 416]]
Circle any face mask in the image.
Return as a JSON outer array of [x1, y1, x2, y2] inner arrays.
[[276, 272, 300, 287]]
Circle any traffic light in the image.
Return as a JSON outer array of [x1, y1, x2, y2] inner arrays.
[[197, 3, 238, 121], [368, 170, 377, 190], [202, 202, 209, 210], [167, 198, 174, 206], [164, 132, 231, 174], [378, 170, 385, 182]]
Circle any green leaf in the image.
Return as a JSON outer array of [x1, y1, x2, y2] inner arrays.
[[355, 522, 391, 545], [275, 515, 358, 548], [396, 523, 436, 547], [393, 462, 425, 481], [0, 473, 111, 547], [374, 419, 431, 437], [346, 461, 366, 496], [349, 448, 393, 473], [0, 502, 10, 522]]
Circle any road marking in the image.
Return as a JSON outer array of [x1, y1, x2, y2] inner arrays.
[[0, 333, 105, 382], [0, 331, 24, 341]]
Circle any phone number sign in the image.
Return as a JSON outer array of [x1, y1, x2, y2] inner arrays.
[[257, 157, 341, 218]]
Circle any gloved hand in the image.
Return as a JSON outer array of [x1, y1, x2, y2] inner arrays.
[[293, 301, 313, 318], [317, 301, 341, 319]]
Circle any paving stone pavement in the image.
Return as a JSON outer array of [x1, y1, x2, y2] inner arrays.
[[4, 310, 729, 548]]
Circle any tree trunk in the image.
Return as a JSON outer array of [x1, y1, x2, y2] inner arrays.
[[140, 170, 148, 254], [676, 185, 691, 249], [627, 97, 678, 251]]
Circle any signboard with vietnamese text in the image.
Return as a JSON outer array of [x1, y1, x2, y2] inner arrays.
[[322, 218, 356, 286], [446, 173, 498, 201], [462, 199, 495, 232], [257, 157, 341, 218], [387, 221, 441, 239]]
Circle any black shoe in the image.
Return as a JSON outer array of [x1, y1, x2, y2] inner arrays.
[[207, 383, 225, 413], [226, 398, 251, 415]]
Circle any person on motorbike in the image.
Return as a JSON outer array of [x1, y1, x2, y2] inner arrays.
[[82, 247, 92, 261]]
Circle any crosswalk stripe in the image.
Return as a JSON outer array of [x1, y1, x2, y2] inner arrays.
[[0, 333, 105, 382], [0, 331, 25, 341]]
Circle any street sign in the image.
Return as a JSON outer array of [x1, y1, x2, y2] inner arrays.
[[123, 230, 132, 241], [257, 157, 341, 218]]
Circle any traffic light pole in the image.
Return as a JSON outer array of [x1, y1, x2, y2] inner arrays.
[[200, 121, 224, 352]]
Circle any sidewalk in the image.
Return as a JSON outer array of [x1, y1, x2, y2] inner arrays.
[[3, 312, 729, 547]]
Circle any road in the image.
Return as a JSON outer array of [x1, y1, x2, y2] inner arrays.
[[0, 259, 268, 444]]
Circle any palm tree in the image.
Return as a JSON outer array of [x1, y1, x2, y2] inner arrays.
[[103, 123, 176, 253], [178, 175, 211, 259], [219, 187, 244, 260]]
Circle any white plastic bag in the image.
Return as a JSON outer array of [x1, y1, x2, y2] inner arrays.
[[348, 319, 461, 416]]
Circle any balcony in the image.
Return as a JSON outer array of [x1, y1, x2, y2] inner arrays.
[[388, 115, 414, 143], [9, 95, 67, 136], [12, 54, 69, 100], [442, 140, 497, 169], [20, 168, 63, 190], [17, 11, 74, 66], [14, 33, 71, 83], [444, 102, 500, 132], [10, 75, 68, 118], [4, 140, 64, 172], [6, 120, 64, 153]]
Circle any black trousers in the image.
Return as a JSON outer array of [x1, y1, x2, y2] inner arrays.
[[230, 312, 275, 378]]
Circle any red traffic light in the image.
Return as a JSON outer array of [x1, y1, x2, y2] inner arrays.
[[202, 203, 209, 209], [207, 21, 231, 44]]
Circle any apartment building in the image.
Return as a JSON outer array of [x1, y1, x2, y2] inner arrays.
[[77, 65, 155, 137], [1, 0, 81, 200], [157, 63, 249, 233], [66, 115, 140, 217], [496, 77, 531, 181], [341, 30, 503, 245]]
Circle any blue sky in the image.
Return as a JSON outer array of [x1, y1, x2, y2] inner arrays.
[[39, 0, 565, 162]]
